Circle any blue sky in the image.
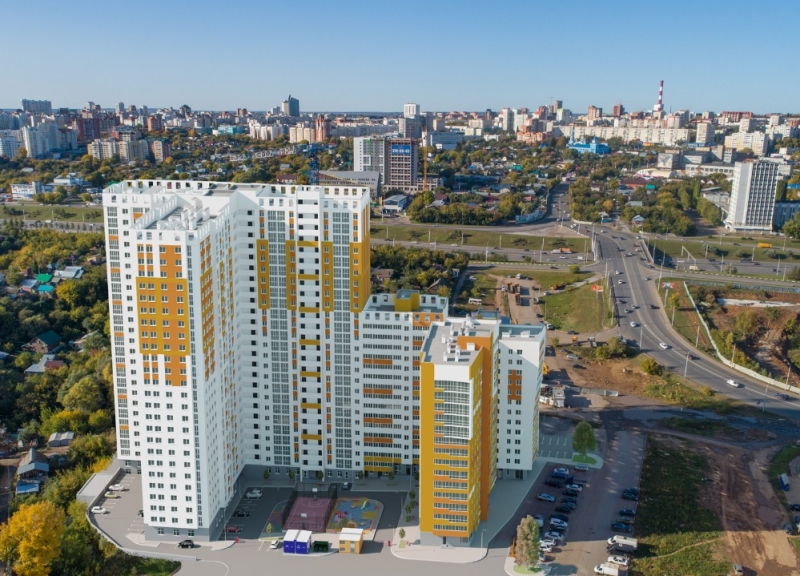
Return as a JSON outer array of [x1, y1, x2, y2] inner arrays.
[[2, 0, 798, 114]]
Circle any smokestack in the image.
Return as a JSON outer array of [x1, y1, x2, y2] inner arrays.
[[654, 80, 664, 112]]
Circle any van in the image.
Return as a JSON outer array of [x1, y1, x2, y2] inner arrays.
[[688, 265, 699, 271], [607, 536, 638, 549], [468, 298, 482, 305]]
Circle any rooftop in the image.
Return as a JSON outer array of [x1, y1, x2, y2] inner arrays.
[[423, 318, 494, 365]]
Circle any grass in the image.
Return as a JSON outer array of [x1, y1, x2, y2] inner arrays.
[[370, 223, 589, 253], [571, 453, 596, 464], [650, 237, 800, 263], [656, 282, 716, 356], [513, 565, 543, 574], [632, 438, 725, 576], [768, 445, 800, 511], [659, 417, 735, 437], [1, 204, 104, 222], [642, 373, 736, 414], [790, 537, 800, 555], [454, 274, 499, 313], [488, 269, 592, 288], [539, 283, 610, 333]]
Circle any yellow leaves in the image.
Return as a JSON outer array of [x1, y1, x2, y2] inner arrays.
[[0, 501, 65, 576], [90, 455, 113, 474]]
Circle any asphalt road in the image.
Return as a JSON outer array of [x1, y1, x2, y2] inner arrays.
[[594, 228, 800, 420]]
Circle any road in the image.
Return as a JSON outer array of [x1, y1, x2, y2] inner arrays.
[[593, 228, 800, 420]]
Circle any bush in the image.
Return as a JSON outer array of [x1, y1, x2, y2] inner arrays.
[[642, 357, 663, 376]]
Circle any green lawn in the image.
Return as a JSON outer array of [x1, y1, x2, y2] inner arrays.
[[571, 454, 596, 464], [1, 205, 104, 223], [656, 281, 715, 355], [768, 445, 800, 512], [642, 373, 735, 414], [454, 274, 499, 313], [632, 438, 726, 576], [659, 417, 735, 437], [370, 223, 589, 254], [489, 269, 592, 288], [539, 283, 611, 332], [513, 565, 543, 574], [649, 237, 800, 263], [790, 537, 800, 555]]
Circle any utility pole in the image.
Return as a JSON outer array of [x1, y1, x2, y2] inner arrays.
[[639, 324, 644, 347], [752, 244, 756, 262], [485, 243, 489, 263], [671, 305, 676, 326], [664, 286, 669, 306], [684, 352, 690, 378], [695, 325, 700, 348]]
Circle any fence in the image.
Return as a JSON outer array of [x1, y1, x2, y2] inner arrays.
[[682, 281, 800, 395]]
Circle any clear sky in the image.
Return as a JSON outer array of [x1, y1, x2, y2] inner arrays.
[[2, 0, 798, 114]]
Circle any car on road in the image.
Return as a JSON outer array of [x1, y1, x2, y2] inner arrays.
[[726, 379, 740, 388], [629, 321, 638, 328], [619, 509, 636, 517], [245, 490, 262, 498], [90, 507, 108, 514], [631, 305, 639, 309], [233, 510, 250, 517], [178, 540, 195, 549], [608, 555, 630, 567], [573, 464, 589, 472], [618, 280, 625, 284], [108, 484, 125, 491], [537, 493, 555, 502], [270, 539, 283, 550], [615, 271, 622, 275], [650, 304, 659, 309], [563, 488, 580, 497], [775, 392, 791, 400], [565, 483, 582, 492], [341, 482, 350, 491], [545, 479, 563, 488], [611, 522, 632, 533], [225, 525, 242, 533], [644, 277, 650, 281], [624, 308, 633, 313], [560, 256, 567, 259], [104, 491, 120, 499], [555, 505, 574, 514], [659, 342, 670, 349]]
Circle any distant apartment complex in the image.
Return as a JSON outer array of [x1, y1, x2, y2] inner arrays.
[[725, 158, 793, 231], [354, 137, 419, 192], [103, 179, 545, 544]]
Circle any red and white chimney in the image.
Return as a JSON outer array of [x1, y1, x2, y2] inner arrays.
[[654, 80, 664, 112]]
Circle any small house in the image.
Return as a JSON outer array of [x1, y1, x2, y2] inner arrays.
[[54, 266, 84, 280], [27, 331, 62, 354], [632, 215, 646, 225], [338, 527, 364, 554], [16, 448, 50, 495]]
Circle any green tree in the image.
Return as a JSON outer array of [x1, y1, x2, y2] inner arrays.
[[67, 434, 113, 468], [514, 515, 539, 567], [51, 501, 103, 576], [783, 212, 800, 239], [569, 264, 581, 275], [399, 527, 406, 540], [0, 500, 65, 576], [571, 421, 597, 458], [641, 357, 662, 376], [62, 376, 104, 413]]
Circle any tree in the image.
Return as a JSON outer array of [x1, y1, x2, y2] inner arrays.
[[67, 434, 113, 468], [551, 336, 560, 347], [783, 212, 800, 239], [288, 468, 295, 480], [388, 471, 395, 481], [0, 500, 65, 576], [263, 469, 270, 481], [514, 515, 539, 567], [62, 376, 104, 413], [316, 470, 324, 480], [399, 527, 406, 540], [569, 264, 581, 275], [641, 357, 662, 376], [266, 523, 274, 534], [571, 421, 597, 458], [50, 501, 103, 576]]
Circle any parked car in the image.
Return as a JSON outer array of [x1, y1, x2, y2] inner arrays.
[[270, 539, 283, 550], [245, 490, 262, 499], [619, 509, 636, 517], [615, 517, 634, 525], [561, 497, 578, 504], [565, 483, 582, 492], [784, 523, 794, 535], [555, 505, 574, 514], [108, 484, 125, 491], [550, 513, 569, 522], [572, 363, 586, 370], [539, 543, 553, 553], [566, 330, 578, 335], [790, 504, 800, 511], [565, 353, 579, 360], [90, 507, 108, 514], [549, 519, 568, 530], [233, 510, 250, 517], [533, 514, 544, 527], [573, 464, 589, 472], [341, 482, 350, 491], [104, 491, 120, 499], [608, 555, 630, 567], [611, 522, 632, 533], [621, 492, 638, 502], [563, 488, 580, 497], [545, 479, 563, 488], [543, 531, 564, 541], [225, 525, 242, 533], [538, 493, 555, 502], [178, 540, 195, 549], [540, 537, 559, 547], [732, 565, 744, 576]]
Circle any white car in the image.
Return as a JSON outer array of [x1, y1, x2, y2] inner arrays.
[[269, 539, 283, 550], [245, 490, 262, 499], [539, 543, 553, 552], [659, 342, 670, 349], [618, 280, 625, 284], [594, 565, 610, 575], [549, 518, 568, 529], [608, 555, 630, 567], [108, 484, 125, 491], [533, 514, 544, 527], [573, 464, 589, 472], [537, 493, 555, 502], [615, 271, 622, 275], [726, 379, 741, 388], [91, 506, 109, 514], [543, 532, 563, 542], [565, 483, 582, 492], [540, 537, 558, 547], [629, 321, 638, 328]]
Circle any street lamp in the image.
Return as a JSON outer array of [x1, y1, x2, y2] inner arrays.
[[684, 351, 690, 378]]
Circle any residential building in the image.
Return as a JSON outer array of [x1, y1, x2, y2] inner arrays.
[[22, 124, 61, 157], [0, 136, 22, 158], [587, 106, 602, 121], [282, 95, 300, 117], [102, 178, 545, 544], [148, 139, 172, 163], [11, 181, 45, 199], [118, 139, 150, 163], [422, 131, 465, 151], [88, 139, 119, 161], [21, 99, 52, 115], [147, 115, 163, 132], [384, 138, 419, 192], [726, 158, 792, 231], [773, 201, 800, 229], [399, 116, 422, 139], [724, 131, 768, 156], [612, 104, 624, 118], [555, 125, 689, 146], [315, 115, 330, 141], [404, 103, 420, 118], [318, 171, 380, 198], [354, 137, 386, 174], [696, 122, 715, 146], [499, 108, 515, 132]]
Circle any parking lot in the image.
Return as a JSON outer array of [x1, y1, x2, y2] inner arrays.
[[520, 431, 647, 576], [225, 486, 294, 540]]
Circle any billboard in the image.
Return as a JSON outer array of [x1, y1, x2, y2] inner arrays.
[[390, 144, 412, 156]]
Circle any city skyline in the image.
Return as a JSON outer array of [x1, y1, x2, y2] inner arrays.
[[3, 0, 800, 114]]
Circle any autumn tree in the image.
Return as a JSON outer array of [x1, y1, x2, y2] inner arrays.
[[514, 515, 539, 567], [641, 357, 662, 376], [0, 500, 65, 576]]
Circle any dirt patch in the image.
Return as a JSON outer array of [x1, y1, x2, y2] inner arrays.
[[702, 442, 800, 575]]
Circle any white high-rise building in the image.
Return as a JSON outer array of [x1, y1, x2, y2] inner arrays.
[[696, 122, 715, 146], [403, 103, 420, 118], [103, 179, 545, 544], [726, 159, 793, 231]]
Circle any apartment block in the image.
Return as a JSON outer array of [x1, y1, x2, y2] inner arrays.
[[726, 159, 793, 231], [103, 179, 544, 544]]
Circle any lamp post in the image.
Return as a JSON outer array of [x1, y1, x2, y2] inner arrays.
[[695, 325, 700, 348], [639, 323, 644, 347], [684, 351, 690, 378]]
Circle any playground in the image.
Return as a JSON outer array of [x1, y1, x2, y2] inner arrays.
[[326, 497, 383, 533]]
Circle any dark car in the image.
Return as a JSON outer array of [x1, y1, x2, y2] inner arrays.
[[555, 506, 573, 514], [790, 504, 800, 511], [650, 304, 659, 309], [616, 517, 635, 525], [545, 479, 563, 488], [178, 539, 194, 549], [611, 522, 632, 533], [572, 363, 586, 370], [233, 510, 250, 517], [550, 513, 569, 522], [566, 331, 578, 335], [619, 509, 636, 517], [623, 487, 640, 495], [621, 492, 638, 502], [563, 488, 580, 497], [775, 392, 791, 400], [560, 497, 577, 504], [784, 524, 794, 535]]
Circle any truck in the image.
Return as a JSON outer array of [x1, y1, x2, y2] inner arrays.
[[688, 265, 699, 271], [607, 535, 638, 550], [757, 243, 773, 248], [780, 473, 790, 491]]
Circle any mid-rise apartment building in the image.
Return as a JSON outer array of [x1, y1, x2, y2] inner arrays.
[[726, 159, 793, 231], [354, 137, 419, 192], [104, 180, 544, 544]]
